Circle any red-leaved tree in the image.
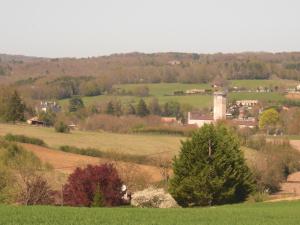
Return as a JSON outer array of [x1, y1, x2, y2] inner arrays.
[[63, 164, 123, 207]]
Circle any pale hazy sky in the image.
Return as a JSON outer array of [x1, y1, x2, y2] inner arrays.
[[0, 0, 299, 57]]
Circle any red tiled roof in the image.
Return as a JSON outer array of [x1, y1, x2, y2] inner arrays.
[[189, 112, 213, 121]]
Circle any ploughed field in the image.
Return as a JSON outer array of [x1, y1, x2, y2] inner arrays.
[[1, 201, 300, 225]]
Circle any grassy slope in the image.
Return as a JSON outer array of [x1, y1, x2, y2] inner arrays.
[[1, 201, 300, 225], [0, 123, 182, 155], [0, 123, 260, 162], [60, 80, 295, 109]]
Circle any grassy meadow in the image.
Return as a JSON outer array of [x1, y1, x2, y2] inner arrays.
[[0, 123, 182, 156], [1, 201, 300, 225], [59, 80, 296, 109], [229, 79, 298, 89]]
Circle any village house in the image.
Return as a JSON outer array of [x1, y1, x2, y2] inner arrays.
[[161, 117, 178, 124], [185, 89, 206, 95], [27, 117, 45, 126], [188, 92, 258, 129], [168, 60, 181, 65], [236, 100, 258, 107], [37, 101, 61, 113]]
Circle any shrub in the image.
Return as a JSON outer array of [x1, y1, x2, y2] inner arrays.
[[249, 140, 300, 193], [4, 133, 46, 146], [63, 164, 123, 207], [0, 139, 53, 205], [19, 175, 55, 205], [131, 187, 179, 208], [169, 124, 255, 207], [247, 192, 269, 203], [54, 121, 70, 133], [59, 145, 149, 165]]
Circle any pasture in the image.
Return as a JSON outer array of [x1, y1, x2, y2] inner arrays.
[[1, 201, 300, 225], [230, 79, 297, 89], [60, 80, 292, 109]]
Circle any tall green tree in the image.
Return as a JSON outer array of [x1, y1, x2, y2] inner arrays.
[[259, 108, 279, 130], [169, 124, 254, 207], [3, 91, 26, 122], [136, 99, 149, 117], [148, 98, 161, 115], [163, 101, 180, 117], [68, 96, 84, 112]]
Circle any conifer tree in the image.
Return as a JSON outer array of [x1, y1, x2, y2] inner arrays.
[[136, 99, 149, 117], [169, 123, 254, 207], [105, 101, 114, 115], [68, 96, 84, 112], [4, 91, 25, 122]]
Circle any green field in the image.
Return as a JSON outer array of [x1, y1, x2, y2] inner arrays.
[[60, 81, 289, 109], [228, 92, 285, 102], [1, 201, 300, 225], [59, 93, 213, 109], [0, 123, 182, 155], [115, 83, 211, 96], [230, 79, 298, 89]]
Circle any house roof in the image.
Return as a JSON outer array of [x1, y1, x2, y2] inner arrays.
[[189, 112, 213, 121]]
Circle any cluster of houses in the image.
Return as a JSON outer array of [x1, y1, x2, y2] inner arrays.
[[187, 92, 258, 129], [27, 101, 61, 125]]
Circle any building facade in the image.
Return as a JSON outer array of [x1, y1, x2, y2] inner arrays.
[[213, 91, 227, 121]]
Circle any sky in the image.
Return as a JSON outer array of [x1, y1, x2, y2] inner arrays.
[[0, 0, 300, 57]]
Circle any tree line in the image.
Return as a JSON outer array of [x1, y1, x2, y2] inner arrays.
[[2, 52, 300, 101]]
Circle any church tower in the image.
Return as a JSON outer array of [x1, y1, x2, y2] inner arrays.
[[213, 91, 226, 121]]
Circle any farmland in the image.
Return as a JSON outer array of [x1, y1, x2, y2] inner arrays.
[[0, 123, 258, 158], [0, 123, 182, 155], [1, 201, 300, 225], [59, 80, 296, 109]]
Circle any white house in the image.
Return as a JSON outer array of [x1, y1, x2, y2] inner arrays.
[[188, 92, 226, 127], [236, 100, 258, 106]]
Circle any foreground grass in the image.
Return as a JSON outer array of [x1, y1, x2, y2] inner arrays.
[[0, 123, 182, 155], [1, 201, 300, 225]]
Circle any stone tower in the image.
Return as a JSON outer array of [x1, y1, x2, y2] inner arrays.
[[213, 91, 226, 121]]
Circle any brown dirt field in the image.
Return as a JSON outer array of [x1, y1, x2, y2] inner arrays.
[[285, 93, 300, 100], [21, 143, 164, 184], [290, 140, 300, 152]]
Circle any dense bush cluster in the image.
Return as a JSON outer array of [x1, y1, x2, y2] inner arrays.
[[4, 134, 46, 146], [63, 164, 123, 207]]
